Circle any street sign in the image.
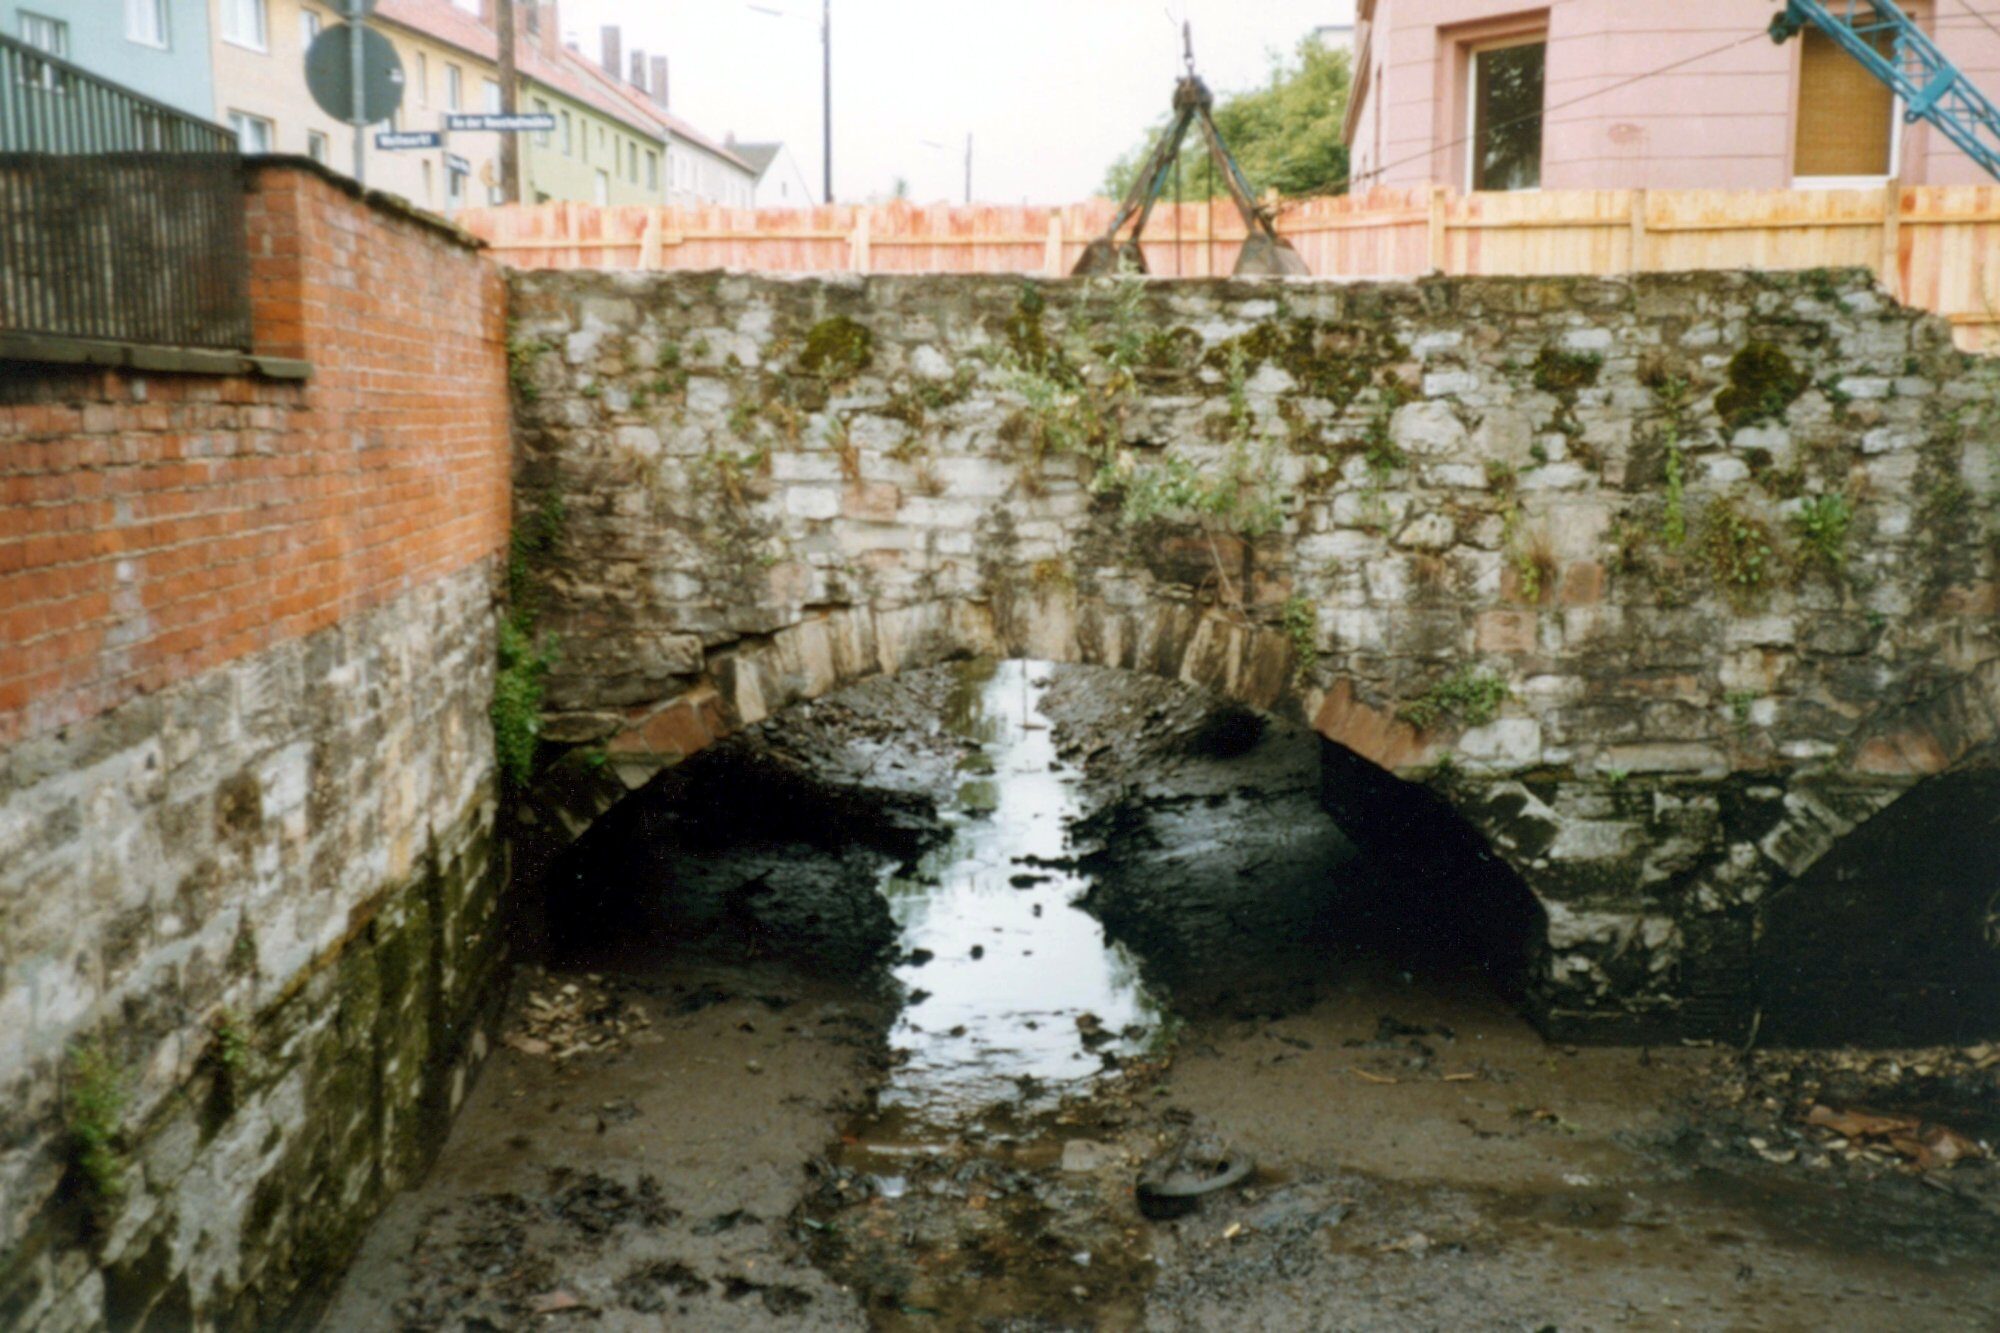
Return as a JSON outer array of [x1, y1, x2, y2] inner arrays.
[[444, 112, 556, 132], [376, 130, 442, 150], [445, 153, 472, 175], [303, 24, 405, 125]]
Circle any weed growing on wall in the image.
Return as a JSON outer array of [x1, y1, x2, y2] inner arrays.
[[65, 1041, 127, 1221], [1702, 498, 1780, 607], [507, 330, 557, 404], [1790, 493, 1853, 577], [1398, 667, 1510, 731], [493, 496, 565, 786], [209, 1009, 252, 1110], [1282, 595, 1319, 681]]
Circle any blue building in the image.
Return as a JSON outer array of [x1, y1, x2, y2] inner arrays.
[[3, 0, 215, 119]]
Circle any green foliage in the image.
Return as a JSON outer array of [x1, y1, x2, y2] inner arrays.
[[1398, 667, 1510, 731], [796, 316, 875, 382], [507, 332, 556, 404], [1791, 493, 1853, 576], [1648, 374, 1694, 548], [1101, 37, 1351, 199], [1663, 443, 1687, 549], [1531, 347, 1602, 397], [209, 1009, 252, 1109], [1104, 343, 1284, 537], [1715, 343, 1806, 430], [1701, 498, 1779, 607], [1726, 690, 1758, 731], [1282, 595, 1318, 680], [495, 495, 565, 787], [65, 1042, 126, 1212]]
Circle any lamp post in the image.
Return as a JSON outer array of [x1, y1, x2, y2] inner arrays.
[[749, 1, 831, 203], [921, 133, 973, 204]]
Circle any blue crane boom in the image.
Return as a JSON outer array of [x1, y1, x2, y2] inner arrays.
[[1770, 0, 2000, 182]]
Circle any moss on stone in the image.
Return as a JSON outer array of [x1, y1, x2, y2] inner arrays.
[[1202, 319, 1406, 412], [795, 316, 874, 382], [1715, 342, 1806, 430], [1531, 346, 1602, 396]]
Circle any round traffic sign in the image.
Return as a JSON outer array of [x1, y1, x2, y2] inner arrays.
[[304, 23, 406, 125]]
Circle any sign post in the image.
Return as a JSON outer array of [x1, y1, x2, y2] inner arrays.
[[348, 0, 364, 183], [304, 0, 401, 186]]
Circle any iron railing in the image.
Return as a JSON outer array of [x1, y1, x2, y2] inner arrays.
[[0, 34, 252, 352]]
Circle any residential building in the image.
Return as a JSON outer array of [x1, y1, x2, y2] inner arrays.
[[3, 0, 215, 117], [1343, 0, 2000, 193], [205, 0, 728, 213], [729, 137, 815, 208], [566, 25, 756, 208]]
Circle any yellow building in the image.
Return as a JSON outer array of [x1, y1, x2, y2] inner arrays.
[[209, 0, 702, 213]]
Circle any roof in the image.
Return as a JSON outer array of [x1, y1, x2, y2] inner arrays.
[[730, 142, 784, 180], [372, 0, 667, 143], [556, 46, 753, 173]]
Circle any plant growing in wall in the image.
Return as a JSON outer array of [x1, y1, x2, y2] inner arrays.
[[1398, 667, 1510, 731], [493, 496, 565, 787], [64, 1041, 127, 1225]]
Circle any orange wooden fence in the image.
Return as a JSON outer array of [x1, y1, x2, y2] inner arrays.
[[459, 184, 2000, 352]]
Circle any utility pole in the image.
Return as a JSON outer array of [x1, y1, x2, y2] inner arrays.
[[498, 0, 521, 202], [348, 0, 365, 184], [821, 0, 832, 202]]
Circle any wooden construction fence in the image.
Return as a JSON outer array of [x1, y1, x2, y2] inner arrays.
[[459, 184, 2000, 352]]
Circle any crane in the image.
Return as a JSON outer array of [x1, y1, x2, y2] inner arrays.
[[1769, 0, 2000, 181]]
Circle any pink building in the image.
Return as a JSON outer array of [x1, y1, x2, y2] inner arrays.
[[1344, 1, 2000, 191]]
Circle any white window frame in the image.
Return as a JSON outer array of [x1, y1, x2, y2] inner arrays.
[[228, 110, 274, 153], [561, 110, 573, 155], [306, 129, 328, 162], [415, 52, 428, 106], [446, 161, 467, 209], [1463, 34, 1546, 194], [125, 0, 169, 49], [482, 77, 501, 113], [594, 169, 609, 205], [221, 0, 268, 52], [446, 63, 462, 111], [532, 98, 552, 147], [299, 8, 321, 51], [645, 148, 659, 191], [1793, 95, 1905, 189]]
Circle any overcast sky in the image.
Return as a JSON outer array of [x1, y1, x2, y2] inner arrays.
[[556, 0, 1354, 204]]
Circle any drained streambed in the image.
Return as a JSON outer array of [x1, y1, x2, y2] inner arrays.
[[323, 661, 2000, 1331]]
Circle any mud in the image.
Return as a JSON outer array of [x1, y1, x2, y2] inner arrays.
[[325, 662, 2000, 1331]]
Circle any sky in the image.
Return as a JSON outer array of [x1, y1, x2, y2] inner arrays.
[[555, 0, 1354, 204]]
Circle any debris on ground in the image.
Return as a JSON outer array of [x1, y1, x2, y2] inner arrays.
[[504, 968, 652, 1061]]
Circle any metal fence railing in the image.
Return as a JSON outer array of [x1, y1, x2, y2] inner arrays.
[[0, 34, 252, 352]]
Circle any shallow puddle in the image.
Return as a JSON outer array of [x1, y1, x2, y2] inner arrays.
[[875, 659, 1163, 1124]]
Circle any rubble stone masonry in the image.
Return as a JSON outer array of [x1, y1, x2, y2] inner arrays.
[[0, 163, 509, 1328], [508, 267, 2000, 1043]]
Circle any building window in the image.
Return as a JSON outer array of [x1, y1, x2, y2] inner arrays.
[[415, 52, 428, 105], [1794, 25, 1899, 182], [423, 159, 434, 200], [307, 129, 328, 162], [447, 162, 466, 209], [626, 140, 637, 182], [446, 63, 462, 111], [561, 110, 573, 155], [645, 148, 658, 190], [594, 169, 609, 204], [228, 110, 274, 153], [533, 98, 552, 146], [1467, 38, 1544, 192], [17, 11, 67, 89], [299, 8, 320, 51], [483, 77, 501, 113], [221, 0, 267, 51], [125, 0, 168, 48]]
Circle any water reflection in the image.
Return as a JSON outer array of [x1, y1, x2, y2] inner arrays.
[[877, 659, 1162, 1122]]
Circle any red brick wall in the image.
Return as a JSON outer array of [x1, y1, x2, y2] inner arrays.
[[0, 163, 510, 750]]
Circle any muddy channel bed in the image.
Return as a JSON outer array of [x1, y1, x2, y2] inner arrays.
[[323, 665, 2000, 1332]]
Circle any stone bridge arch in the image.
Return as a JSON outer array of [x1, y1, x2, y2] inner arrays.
[[507, 267, 2000, 1042]]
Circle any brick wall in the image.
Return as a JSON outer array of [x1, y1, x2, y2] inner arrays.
[[0, 161, 510, 750]]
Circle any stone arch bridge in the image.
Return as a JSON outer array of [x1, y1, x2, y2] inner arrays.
[[507, 267, 2000, 1042]]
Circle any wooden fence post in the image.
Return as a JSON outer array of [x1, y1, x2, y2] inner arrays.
[[1629, 189, 1648, 274], [1878, 181, 1902, 301], [1426, 186, 1448, 274], [1043, 213, 1065, 277], [639, 210, 662, 269], [851, 207, 872, 274]]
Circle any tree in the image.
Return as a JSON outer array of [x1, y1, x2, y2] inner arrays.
[[1100, 36, 1351, 202]]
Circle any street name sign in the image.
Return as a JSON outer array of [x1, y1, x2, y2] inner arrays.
[[376, 131, 443, 149], [444, 113, 558, 132]]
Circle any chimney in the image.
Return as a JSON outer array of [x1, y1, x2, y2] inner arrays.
[[477, 0, 495, 24], [600, 25, 621, 78], [649, 55, 669, 110], [535, 0, 561, 59], [629, 49, 646, 91]]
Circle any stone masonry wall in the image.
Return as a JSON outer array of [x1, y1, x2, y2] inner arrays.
[[0, 163, 511, 1328], [508, 268, 2000, 1042]]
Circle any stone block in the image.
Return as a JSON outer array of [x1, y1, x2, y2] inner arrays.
[[842, 480, 903, 521], [1475, 609, 1538, 655], [1391, 400, 1469, 456]]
